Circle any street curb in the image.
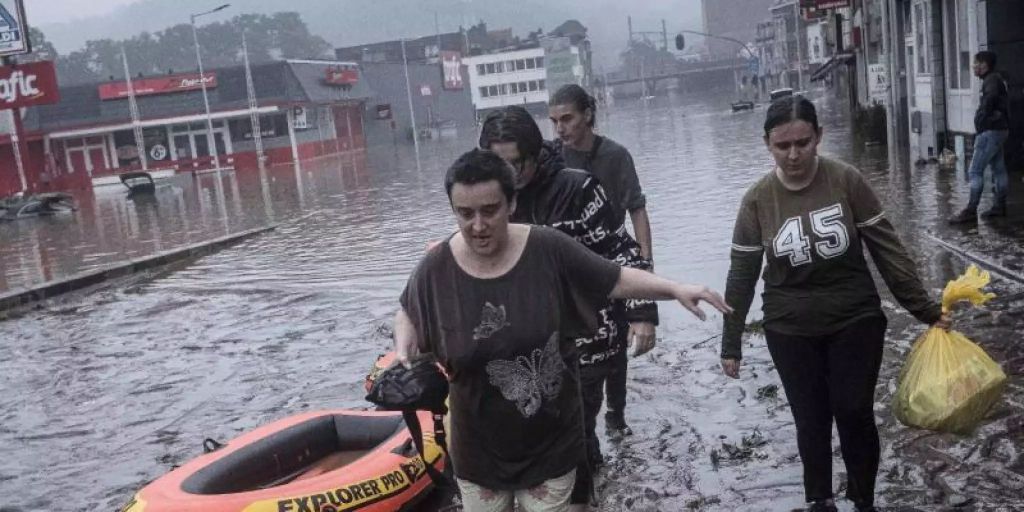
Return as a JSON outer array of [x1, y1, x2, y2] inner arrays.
[[0, 224, 277, 314], [924, 232, 1024, 285]]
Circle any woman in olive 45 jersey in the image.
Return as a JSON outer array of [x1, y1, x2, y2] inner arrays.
[[720, 96, 952, 512]]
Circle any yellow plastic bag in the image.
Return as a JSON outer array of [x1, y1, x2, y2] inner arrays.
[[893, 265, 1006, 434]]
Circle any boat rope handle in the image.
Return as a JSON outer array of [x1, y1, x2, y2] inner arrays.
[[202, 438, 224, 454]]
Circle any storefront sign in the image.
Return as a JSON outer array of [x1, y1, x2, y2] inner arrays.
[[244, 125, 277, 139], [419, 84, 432, 97], [868, 63, 888, 103], [292, 106, 309, 129], [440, 51, 463, 90], [0, 60, 60, 108], [815, 0, 850, 8], [98, 72, 217, 100], [0, 0, 30, 58], [375, 104, 392, 120], [324, 65, 359, 85], [149, 144, 168, 161]]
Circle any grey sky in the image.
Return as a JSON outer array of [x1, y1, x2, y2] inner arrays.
[[23, 0, 140, 26]]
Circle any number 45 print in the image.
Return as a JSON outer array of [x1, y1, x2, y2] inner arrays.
[[773, 204, 850, 266]]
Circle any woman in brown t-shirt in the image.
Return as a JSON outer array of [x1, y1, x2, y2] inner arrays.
[[720, 96, 951, 512], [395, 149, 730, 512]]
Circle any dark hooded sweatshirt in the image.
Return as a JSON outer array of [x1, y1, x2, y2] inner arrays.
[[512, 141, 658, 366]]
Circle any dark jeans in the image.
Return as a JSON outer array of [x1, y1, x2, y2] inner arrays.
[[967, 129, 1010, 210], [765, 314, 887, 508], [604, 347, 629, 422]]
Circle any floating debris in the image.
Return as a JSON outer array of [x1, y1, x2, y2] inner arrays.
[[719, 429, 769, 463], [755, 384, 779, 401]]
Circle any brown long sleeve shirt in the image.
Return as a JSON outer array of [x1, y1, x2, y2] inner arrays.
[[721, 156, 941, 359]]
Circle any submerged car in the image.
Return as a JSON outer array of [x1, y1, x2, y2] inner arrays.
[[0, 192, 77, 221]]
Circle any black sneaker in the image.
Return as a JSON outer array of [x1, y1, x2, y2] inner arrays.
[[604, 412, 633, 439], [981, 205, 1007, 218], [948, 208, 978, 224], [806, 501, 838, 512]]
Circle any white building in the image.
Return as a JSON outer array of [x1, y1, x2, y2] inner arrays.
[[464, 48, 549, 116]]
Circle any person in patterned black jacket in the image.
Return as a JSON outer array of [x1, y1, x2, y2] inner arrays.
[[479, 106, 658, 508]]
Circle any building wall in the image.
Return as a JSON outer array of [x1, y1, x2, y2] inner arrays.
[[702, 0, 777, 59], [359, 61, 475, 147], [982, 0, 1024, 167], [465, 48, 549, 112]]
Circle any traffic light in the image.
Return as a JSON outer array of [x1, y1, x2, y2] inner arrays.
[[675, 33, 685, 51]]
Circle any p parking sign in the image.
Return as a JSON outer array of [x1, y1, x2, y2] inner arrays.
[[0, 0, 30, 58]]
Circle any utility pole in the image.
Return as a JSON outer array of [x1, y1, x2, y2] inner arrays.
[[242, 31, 264, 168], [401, 38, 422, 171], [661, 19, 668, 51], [435, 11, 443, 60], [122, 47, 148, 171], [881, 0, 898, 165], [794, 0, 804, 91]]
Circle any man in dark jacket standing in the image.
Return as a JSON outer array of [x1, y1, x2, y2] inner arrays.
[[950, 51, 1011, 223], [479, 106, 658, 508]]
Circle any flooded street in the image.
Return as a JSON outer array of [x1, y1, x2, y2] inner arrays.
[[1, 90, 1022, 512]]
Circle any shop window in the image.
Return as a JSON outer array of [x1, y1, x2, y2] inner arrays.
[[944, 0, 971, 90], [516, 59, 525, 71], [143, 127, 169, 163], [488, 85, 498, 96], [499, 84, 508, 95], [526, 59, 536, 69], [113, 130, 141, 166], [229, 114, 285, 142], [477, 64, 486, 75], [480, 86, 490, 98], [528, 81, 538, 92], [485, 63, 496, 74]]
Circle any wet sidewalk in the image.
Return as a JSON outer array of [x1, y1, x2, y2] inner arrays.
[[586, 123, 1024, 510]]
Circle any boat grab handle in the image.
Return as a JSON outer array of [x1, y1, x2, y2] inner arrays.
[[203, 438, 225, 454]]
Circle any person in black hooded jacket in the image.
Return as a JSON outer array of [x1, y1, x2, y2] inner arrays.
[[479, 105, 658, 508], [949, 50, 1011, 223]]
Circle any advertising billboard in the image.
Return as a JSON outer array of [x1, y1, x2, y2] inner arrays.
[[98, 73, 218, 100], [0, 0, 30, 58], [0, 60, 60, 109], [440, 51, 463, 90]]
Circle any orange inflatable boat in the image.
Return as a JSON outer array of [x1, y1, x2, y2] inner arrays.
[[121, 409, 444, 512]]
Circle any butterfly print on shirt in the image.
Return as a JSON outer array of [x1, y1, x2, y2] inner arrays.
[[486, 333, 565, 417], [473, 302, 511, 340]]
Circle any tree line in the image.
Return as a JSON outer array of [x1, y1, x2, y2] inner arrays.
[[16, 12, 331, 85]]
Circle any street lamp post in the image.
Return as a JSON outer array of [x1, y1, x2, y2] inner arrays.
[[674, 29, 758, 97], [673, 29, 756, 61], [191, 3, 230, 171]]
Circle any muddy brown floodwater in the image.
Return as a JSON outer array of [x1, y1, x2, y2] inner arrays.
[[1, 89, 1021, 512]]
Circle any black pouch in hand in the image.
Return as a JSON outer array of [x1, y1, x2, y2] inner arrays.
[[365, 354, 454, 490], [365, 354, 449, 413]]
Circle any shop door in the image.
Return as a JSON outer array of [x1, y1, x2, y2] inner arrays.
[[87, 147, 108, 173], [68, 150, 88, 174]]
